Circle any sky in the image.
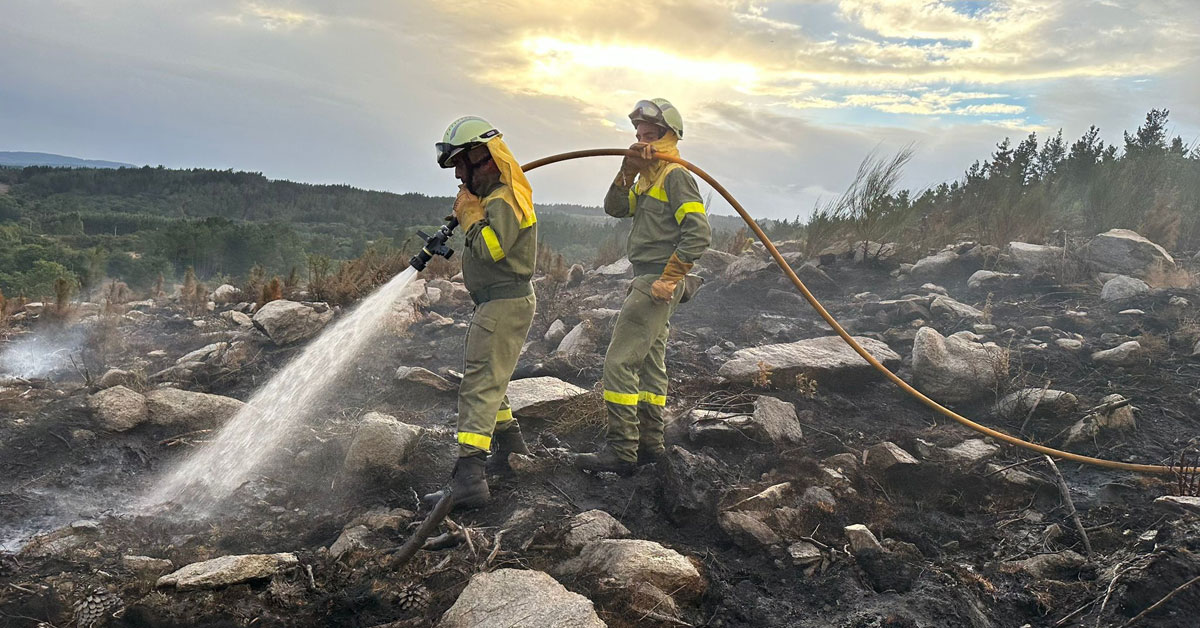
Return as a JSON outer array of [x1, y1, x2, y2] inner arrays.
[[2, 0, 1198, 220]]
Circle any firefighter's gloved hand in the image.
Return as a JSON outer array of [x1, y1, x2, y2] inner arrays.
[[616, 142, 653, 188], [453, 185, 485, 228], [651, 252, 694, 303], [650, 278, 679, 302]]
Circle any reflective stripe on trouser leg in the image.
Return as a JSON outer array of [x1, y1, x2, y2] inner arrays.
[[493, 398, 515, 433], [458, 294, 536, 457], [602, 275, 682, 462], [637, 319, 670, 452]]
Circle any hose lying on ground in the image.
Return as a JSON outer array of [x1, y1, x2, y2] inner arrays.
[[522, 148, 1196, 476]]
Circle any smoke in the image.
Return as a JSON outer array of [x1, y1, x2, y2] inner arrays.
[[0, 326, 87, 378]]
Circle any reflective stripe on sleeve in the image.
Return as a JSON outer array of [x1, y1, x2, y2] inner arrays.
[[674, 201, 706, 224], [496, 408, 514, 423], [480, 225, 505, 261], [628, 188, 636, 216]]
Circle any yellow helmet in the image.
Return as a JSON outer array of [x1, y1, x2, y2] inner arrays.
[[436, 116, 501, 168], [629, 98, 684, 139]]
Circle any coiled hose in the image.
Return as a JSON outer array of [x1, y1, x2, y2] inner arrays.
[[522, 148, 1196, 476]]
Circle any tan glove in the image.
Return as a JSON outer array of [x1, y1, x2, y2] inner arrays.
[[650, 253, 693, 303], [615, 142, 654, 188], [453, 185, 486, 228]]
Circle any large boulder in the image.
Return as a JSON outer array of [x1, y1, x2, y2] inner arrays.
[[210, 284, 242, 305], [993, 388, 1078, 421], [1100, 275, 1151, 302], [176, 342, 228, 366], [1064, 393, 1137, 447], [696, 249, 738, 274], [563, 510, 631, 552], [724, 255, 773, 280], [428, 278, 471, 305], [719, 336, 900, 389], [930, 295, 984, 321], [1085, 229, 1176, 283], [343, 412, 424, 474], [595, 257, 632, 276], [661, 446, 733, 519], [439, 569, 605, 628], [688, 395, 803, 448], [968, 270, 1020, 291], [1091, 341, 1142, 366], [252, 300, 334, 345], [554, 321, 597, 359], [144, 388, 244, 427], [718, 511, 782, 550], [395, 366, 456, 392], [560, 539, 702, 597], [157, 553, 298, 590], [1005, 242, 1062, 274], [89, 385, 148, 431], [505, 377, 590, 420], [908, 250, 958, 279], [97, 368, 140, 390], [911, 327, 1008, 404]]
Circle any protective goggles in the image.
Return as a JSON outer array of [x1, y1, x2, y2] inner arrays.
[[436, 142, 492, 169], [628, 99, 665, 127]]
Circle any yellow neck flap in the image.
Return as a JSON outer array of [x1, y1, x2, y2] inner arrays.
[[485, 136, 535, 227]]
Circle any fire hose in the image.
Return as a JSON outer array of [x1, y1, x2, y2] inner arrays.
[[413, 147, 1193, 481], [397, 147, 1193, 570], [523, 148, 1198, 476]]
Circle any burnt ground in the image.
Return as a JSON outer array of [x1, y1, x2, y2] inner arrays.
[[3, 248, 1200, 628]]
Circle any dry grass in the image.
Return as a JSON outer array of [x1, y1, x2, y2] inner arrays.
[[261, 277, 283, 305], [180, 266, 207, 315], [793, 373, 819, 399], [547, 384, 606, 432]]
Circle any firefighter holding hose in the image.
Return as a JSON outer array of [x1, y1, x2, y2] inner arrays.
[[424, 116, 538, 510], [575, 98, 712, 475]]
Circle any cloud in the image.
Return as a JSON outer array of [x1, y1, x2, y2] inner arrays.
[[215, 3, 324, 31], [0, 0, 1197, 223]]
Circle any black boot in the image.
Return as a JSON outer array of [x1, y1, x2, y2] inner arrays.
[[574, 446, 636, 476], [489, 423, 531, 473], [422, 454, 489, 510], [637, 445, 665, 466]]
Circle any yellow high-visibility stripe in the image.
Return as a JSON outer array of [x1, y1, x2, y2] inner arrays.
[[675, 201, 706, 224], [638, 391, 667, 406], [495, 408, 514, 423], [628, 188, 636, 216], [519, 213, 537, 229], [603, 390, 640, 406], [458, 432, 492, 450], [481, 225, 505, 262], [647, 186, 669, 202]]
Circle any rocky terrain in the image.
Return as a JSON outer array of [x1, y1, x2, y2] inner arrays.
[[2, 227, 1200, 627]]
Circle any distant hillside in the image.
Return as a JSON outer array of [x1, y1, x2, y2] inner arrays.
[[0, 152, 135, 169]]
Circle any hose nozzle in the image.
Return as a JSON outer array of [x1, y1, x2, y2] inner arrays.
[[409, 217, 459, 272]]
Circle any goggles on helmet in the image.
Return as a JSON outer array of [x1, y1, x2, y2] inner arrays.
[[629, 99, 666, 128], [435, 142, 466, 168], [437, 142, 493, 170]]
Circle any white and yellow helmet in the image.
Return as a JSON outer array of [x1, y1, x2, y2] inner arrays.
[[629, 98, 684, 139], [436, 116, 501, 168]]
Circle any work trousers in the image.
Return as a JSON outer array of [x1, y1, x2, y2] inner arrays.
[[457, 293, 536, 457], [601, 274, 684, 462]]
